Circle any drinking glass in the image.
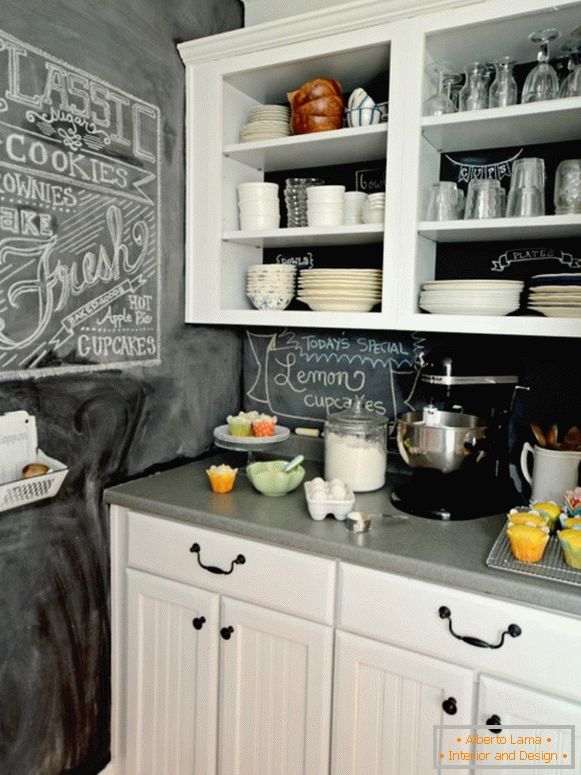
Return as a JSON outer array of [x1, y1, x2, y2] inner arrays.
[[423, 62, 460, 116], [521, 29, 560, 103], [559, 28, 581, 97], [284, 178, 324, 227], [489, 57, 518, 107], [426, 181, 460, 220], [459, 62, 490, 111], [464, 179, 504, 219], [554, 159, 581, 214], [506, 157, 546, 216]]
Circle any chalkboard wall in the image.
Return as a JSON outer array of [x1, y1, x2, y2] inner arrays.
[[0, 2, 243, 775]]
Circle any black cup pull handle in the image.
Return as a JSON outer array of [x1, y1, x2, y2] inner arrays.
[[220, 626, 234, 640], [442, 697, 457, 715], [439, 606, 522, 649], [190, 543, 246, 575], [192, 616, 206, 630], [486, 714, 502, 734]]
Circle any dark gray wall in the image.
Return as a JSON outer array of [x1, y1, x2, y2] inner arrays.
[[0, 2, 243, 774]]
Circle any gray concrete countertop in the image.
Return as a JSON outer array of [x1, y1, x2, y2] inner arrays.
[[105, 454, 581, 618]]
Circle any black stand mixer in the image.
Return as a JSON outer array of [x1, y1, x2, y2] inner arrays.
[[391, 346, 521, 521]]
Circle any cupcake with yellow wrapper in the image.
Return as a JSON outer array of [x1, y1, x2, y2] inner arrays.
[[530, 501, 562, 533], [559, 528, 581, 569], [506, 523, 549, 563], [207, 464, 238, 493], [563, 516, 581, 530]]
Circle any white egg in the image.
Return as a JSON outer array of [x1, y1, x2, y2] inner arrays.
[[330, 478, 344, 488], [311, 477, 325, 486], [309, 490, 326, 502], [310, 485, 326, 498], [330, 483, 346, 500]]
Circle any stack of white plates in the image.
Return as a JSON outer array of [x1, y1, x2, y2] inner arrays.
[[240, 105, 291, 142], [419, 279, 524, 316], [246, 264, 296, 311], [527, 273, 581, 317], [297, 268, 382, 312]]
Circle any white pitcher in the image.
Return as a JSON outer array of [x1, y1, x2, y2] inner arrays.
[[520, 442, 581, 504]]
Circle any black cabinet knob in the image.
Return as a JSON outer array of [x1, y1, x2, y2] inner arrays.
[[442, 697, 457, 715], [486, 714, 502, 734], [220, 625, 234, 640], [192, 616, 206, 630]]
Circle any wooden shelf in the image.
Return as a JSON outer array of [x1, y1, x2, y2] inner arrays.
[[418, 214, 581, 242], [422, 97, 581, 153], [223, 123, 388, 171], [223, 223, 384, 247]]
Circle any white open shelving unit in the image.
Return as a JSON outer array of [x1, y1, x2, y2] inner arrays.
[[179, 0, 581, 336]]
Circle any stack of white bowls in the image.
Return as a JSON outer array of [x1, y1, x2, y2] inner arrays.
[[246, 264, 296, 311], [297, 268, 382, 312], [361, 192, 386, 224], [238, 182, 280, 231], [307, 185, 346, 227], [239, 105, 291, 142]]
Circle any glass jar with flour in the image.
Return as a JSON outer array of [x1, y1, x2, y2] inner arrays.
[[324, 399, 388, 492]]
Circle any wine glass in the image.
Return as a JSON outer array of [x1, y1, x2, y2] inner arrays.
[[521, 28, 560, 103], [423, 62, 460, 116], [489, 57, 518, 107], [559, 27, 581, 97]]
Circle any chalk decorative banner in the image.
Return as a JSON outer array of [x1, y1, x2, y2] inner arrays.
[[492, 247, 581, 272], [0, 29, 160, 379], [444, 149, 523, 183]]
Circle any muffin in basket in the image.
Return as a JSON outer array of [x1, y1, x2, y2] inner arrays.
[[251, 414, 277, 437], [506, 523, 549, 563], [558, 528, 581, 569]]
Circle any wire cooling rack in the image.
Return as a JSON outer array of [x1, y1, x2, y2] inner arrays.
[[486, 529, 581, 587]]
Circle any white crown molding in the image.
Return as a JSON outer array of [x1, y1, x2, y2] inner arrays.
[[178, 0, 483, 64]]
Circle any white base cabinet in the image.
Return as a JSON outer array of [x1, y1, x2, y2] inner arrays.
[[111, 506, 581, 775], [218, 597, 333, 775], [125, 570, 219, 775], [331, 630, 473, 775]]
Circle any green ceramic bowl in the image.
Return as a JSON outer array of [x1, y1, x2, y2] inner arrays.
[[246, 460, 305, 496]]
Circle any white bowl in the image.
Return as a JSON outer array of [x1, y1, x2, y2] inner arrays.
[[307, 210, 344, 226], [362, 207, 385, 224], [247, 290, 293, 310], [306, 185, 346, 201], [239, 203, 280, 216], [346, 106, 381, 127], [240, 214, 280, 230], [238, 182, 279, 195]]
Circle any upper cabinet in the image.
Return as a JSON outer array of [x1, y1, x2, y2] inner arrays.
[[178, 0, 581, 336]]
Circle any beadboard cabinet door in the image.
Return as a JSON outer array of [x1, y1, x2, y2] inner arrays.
[[331, 630, 474, 775], [125, 569, 220, 775], [218, 596, 334, 775], [477, 675, 581, 775]]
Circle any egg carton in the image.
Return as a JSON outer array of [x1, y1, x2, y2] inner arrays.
[[304, 477, 355, 521], [0, 410, 68, 513]]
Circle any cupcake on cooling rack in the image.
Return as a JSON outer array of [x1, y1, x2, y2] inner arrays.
[[207, 464, 238, 493], [558, 528, 581, 569], [506, 523, 549, 563], [507, 509, 549, 529], [529, 501, 562, 533]]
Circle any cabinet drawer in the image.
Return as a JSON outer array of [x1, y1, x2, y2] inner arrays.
[[338, 563, 581, 701], [125, 510, 335, 624]]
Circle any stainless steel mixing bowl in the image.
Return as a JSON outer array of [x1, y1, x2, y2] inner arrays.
[[396, 410, 489, 473]]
